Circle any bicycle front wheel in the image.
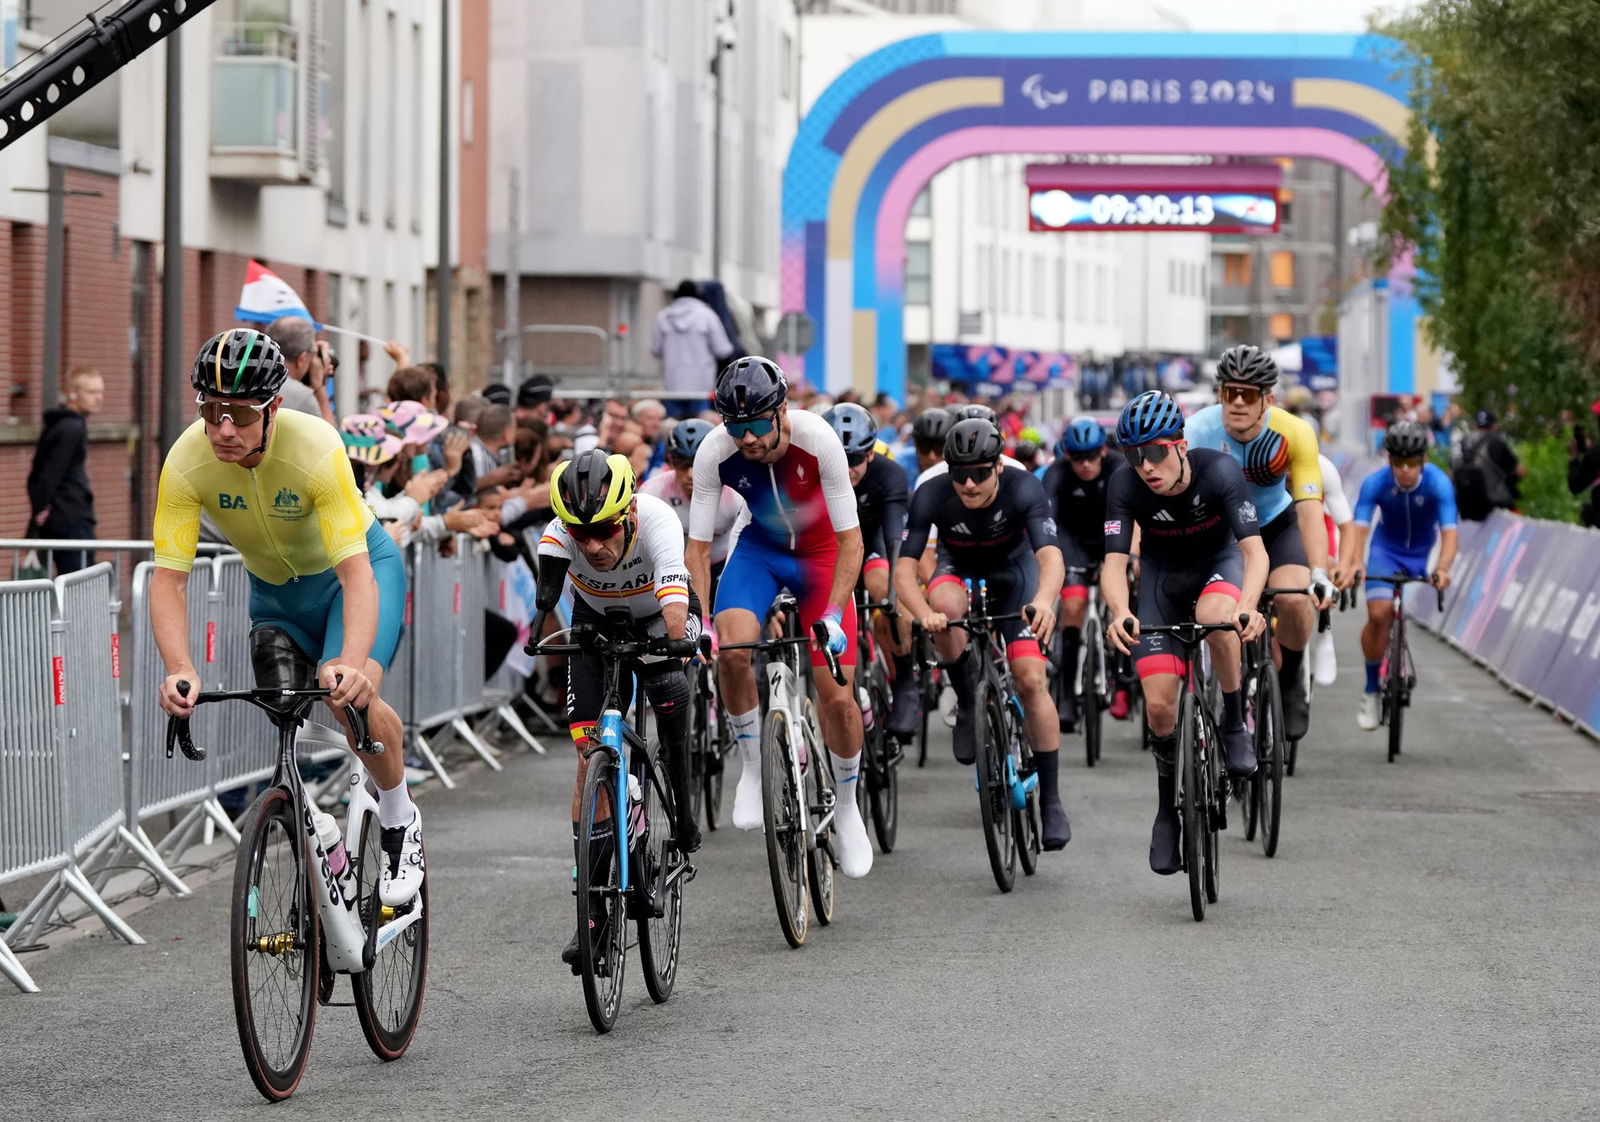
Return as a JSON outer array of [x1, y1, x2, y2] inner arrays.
[[867, 670, 898, 852], [976, 681, 1017, 893], [231, 786, 320, 1102], [1177, 693, 1206, 923], [1253, 666, 1285, 858], [1082, 630, 1104, 767], [577, 752, 627, 1033], [803, 699, 836, 926], [1013, 738, 1041, 878], [353, 809, 429, 1060], [760, 707, 809, 948], [637, 752, 684, 1004], [685, 672, 708, 830]]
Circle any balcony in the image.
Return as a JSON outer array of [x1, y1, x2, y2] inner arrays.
[[209, 23, 309, 185]]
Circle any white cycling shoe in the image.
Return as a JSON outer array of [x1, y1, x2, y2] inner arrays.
[[1357, 693, 1381, 732], [379, 807, 425, 907], [832, 792, 873, 879], [732, 763, 764, 831]]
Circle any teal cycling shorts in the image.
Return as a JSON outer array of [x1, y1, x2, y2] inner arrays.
[[247, 520, 407, 671]]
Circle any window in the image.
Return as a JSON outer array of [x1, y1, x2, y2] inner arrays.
[[1033, 256, 1045, 316], [325, 0, 347, 205], [1222, 252, 1251, 287], [905, 241, 931, 306], [1001, 249, 1011, 313], [1074, 262, 1087, 323], [1094, 266, 1107, 324], [1269, 312, 1294, 342], [411, 21, 423, 227], [357, 0, 370, 220], [385, 11, 398, 227], [1270, 251, 1295, 289], [1168, 258, 1178, 295], [911, 187, 931, 217], [780, 31, 792, 99]]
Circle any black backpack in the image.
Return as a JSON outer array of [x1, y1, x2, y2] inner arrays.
[[1453, 433, 1512, 519]]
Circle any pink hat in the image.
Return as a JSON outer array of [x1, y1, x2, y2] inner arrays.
[[380, 399, 449, 446], [341, 412, 403, 466]]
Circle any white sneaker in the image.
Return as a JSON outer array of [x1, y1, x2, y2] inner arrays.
[[1357, 693, 1380, 732], [732, 759, 764, 830], [379, 808, 425, 907], [1313, 630, 1338, 687], [832, 796, 873, 878]]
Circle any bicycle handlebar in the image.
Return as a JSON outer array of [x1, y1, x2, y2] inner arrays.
[[533, 626, 697, 660], [1366, 572, 1446, 612], [1121, 618, 1248, 647], [166, 681, 375, 763], [715, 626, 847, 687]]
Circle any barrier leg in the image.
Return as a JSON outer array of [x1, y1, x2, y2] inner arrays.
[[201, 797, 243, 844], [60, 864, 145, 945], [8, 864, 145, 948], [114, 825, 192, 897], [451, 717, 504, 771], [155, 801, 213, 864], [496, 704, 548, 754], [0, 937, 40, 993], [514, 691, 566, 733], [412, 729, 457, 790]]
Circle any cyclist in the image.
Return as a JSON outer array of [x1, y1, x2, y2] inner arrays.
[[1041, 416, 1136, 728], [1347, 420, 1458, 731], [908, 408, 953, 479], [895, 418, 1071, 850], [1313, 451, 1356, 685], [1184, 345, 1333, 744], [637, 417, 748, 606], [531, 451, 703, 968], [1102, 391, 1268, 876], [684, 357, 874, 879], [151, 329, 423, 907], [823, 402, 917, 740]]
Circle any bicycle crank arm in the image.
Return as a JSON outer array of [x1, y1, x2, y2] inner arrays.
[[373, 905, 424, 953]]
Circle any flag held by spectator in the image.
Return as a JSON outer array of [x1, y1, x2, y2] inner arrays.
[[235, 260, 319, 327]]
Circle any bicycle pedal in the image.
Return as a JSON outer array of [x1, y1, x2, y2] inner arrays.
[[683, 862, 698, 884]]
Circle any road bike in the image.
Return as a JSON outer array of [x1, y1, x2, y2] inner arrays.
[[910, 621, 945, 769], [533, 620, 697, 1033], [854, 586, 901, 852], [720, 593, 845, 948], [1367, 573, 1445, 763], [1129, 619, 1241, 922], [1052, 566, 1116, 768], [947, 581, 1043, 894], [686, 649, 733, 831], [167, 684, 427, 1101], [1239, 587, 1308, 859]]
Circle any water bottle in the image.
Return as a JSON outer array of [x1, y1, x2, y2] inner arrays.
[[627, 773, 646, 839], [857, 685, 876, 732], [313, 812, 355, 899]]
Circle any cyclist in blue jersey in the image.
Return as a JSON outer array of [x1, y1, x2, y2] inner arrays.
[[1347, 420, 1459, 731]]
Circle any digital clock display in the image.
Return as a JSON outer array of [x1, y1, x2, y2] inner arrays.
[[1028, 188, 1279, 234]]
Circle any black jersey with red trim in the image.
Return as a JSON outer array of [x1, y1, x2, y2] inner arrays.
[[854, 453, 909, 560], [1041, 456, 1125, 546], [1103, 448, 1260, 562], [902, 465, 1057, 571]]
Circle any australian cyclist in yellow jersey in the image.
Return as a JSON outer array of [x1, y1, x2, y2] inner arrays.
[[1183, 344, 1334, 744], [150, 328, 424, 907]]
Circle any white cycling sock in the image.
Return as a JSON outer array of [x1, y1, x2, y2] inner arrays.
[[729, 708, 761, 769], [377, 781, 415, 829], [830, 750, 862, 800]]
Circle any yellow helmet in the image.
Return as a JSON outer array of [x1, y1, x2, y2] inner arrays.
[[550, 450, 636, 526]]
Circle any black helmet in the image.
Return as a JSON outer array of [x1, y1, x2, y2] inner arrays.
[[911, 408, 952, 445], [949, 403, 998, 425], [714, 356, 787, 421], [1014, 438, 1040, 463], [190, 328, 288, 401], [944, 418, 1004, 466], [1216, 344, 1279, 388], [1383, 419, 1430, 458], [822, 402, 878, 463], [666, 418, 714, 461], [550, 449, 636, 526]]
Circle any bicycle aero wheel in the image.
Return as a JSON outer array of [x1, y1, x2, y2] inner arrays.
[[637, 752, 684, 1004], [685, 673, 707, 831], [231, 787, 320, 1102], [803, 699, 836, 926], [352, 809, 429, 1061], [916, 635, 936, 769], [867, 670, 898, 853], [1082, 630, 1105, 767], [1177, 693, 1206, 922], [1253, 665, 1285, 858], [1386, 625, 1406, 763], [760, 707, 809, 948], [577, 751, 627, 1032], [975, 682, 1017, 893]]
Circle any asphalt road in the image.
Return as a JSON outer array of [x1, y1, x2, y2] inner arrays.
[[5, 621, 1600, 1120]]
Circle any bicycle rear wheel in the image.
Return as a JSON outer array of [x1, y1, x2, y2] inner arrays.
[[1082, 630, 1104, 767], [803, 699, 836, 926], [1013, 738, 1041, 878], [916, 632, 936, 768], [760, 708, 809, 948], [976, 681, 1017, 893], [1254, 667, 1285, 858], [577, 751, 627, 1033], [867, 670, 899, 852], [352, 809, 429, 1061], [704, 690, 729, 830], [1177, 693, 1206, 922], [637, 753, 685, 1004], [231, 786, 319, 1102]]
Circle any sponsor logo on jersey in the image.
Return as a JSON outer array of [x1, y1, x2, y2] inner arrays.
[[1152, 509, 1176, 522], [950, 521, 972, 535], [1104, 520, 1121, 535], [272, 487, 304, 517], [218, 494, 248, 510], [1301, 482, 1318, 495], [1042, 517, 1057, 537], [1239, 501, 1257, 522]]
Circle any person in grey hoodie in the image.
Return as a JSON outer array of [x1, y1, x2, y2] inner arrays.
[[27, 365, 103, 574], [650, 280, 734, 415]]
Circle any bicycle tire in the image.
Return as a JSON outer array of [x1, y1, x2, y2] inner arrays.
[[704, 688, 729, 831], [867, 670, 898, 852], [803, 698, 837, 926], [1178, 692, 1206, 922], [352, 810, 429, 1061], [231, 787, 320, 1102], [975, 681, 1017, 893], [1255, 666, 1285, 858], [1387, 621, 1405, 763], [760, 707, 809, 948], [1082, 630, 1104, 767], [637, 752, 684, 1004], [577, 752, 627, 1033], [1014, 741, 1041, 879], [916, 632, 936, 769], [1286, 736, 1299, 777], [685, 671, 708, 830]]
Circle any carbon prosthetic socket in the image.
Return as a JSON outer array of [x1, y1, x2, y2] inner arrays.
[[1150, 732, 1177, 779], [250, 625, 317, 691]]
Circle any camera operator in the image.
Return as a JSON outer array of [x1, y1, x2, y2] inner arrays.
[[265, 315, 337, 425], [1568, 404, 1600, 528]]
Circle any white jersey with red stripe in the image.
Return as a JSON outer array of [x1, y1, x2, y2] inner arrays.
[[688, 407, 859, 552], [537, 492, 690, 620], [638, 468, 748, 565]]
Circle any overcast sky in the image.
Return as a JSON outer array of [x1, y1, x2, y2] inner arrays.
[[1141, 0, 1415, 32]]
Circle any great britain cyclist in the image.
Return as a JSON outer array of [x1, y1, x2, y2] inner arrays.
[[1041, 416, 1135, 729], [823, 402, 918, 741], [1102, 391, 1268, 875], [150, 329, 423, 907], [1346, 419, 1458, 731], [684, 357, 874, 879], [1183, 345, 1332, 745], [637, 417, 748, 605], [531, 451, 703, 969], [895, 418, 1071, 850]]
